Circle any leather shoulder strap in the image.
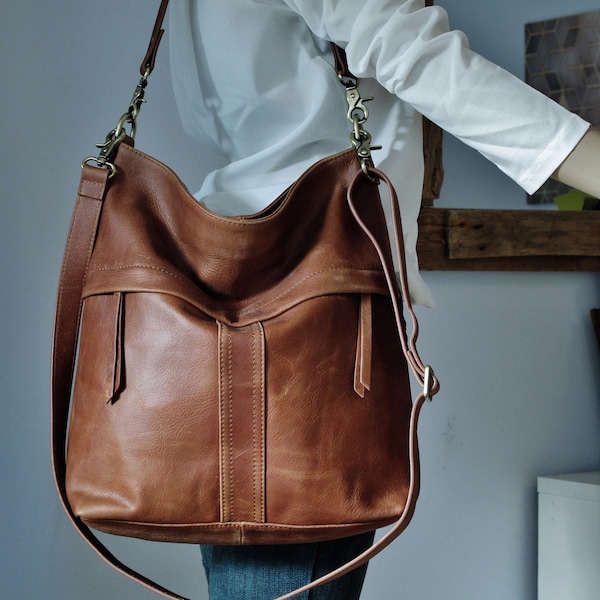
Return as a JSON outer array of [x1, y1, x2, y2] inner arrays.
[[51, 164, 188, 600], [140, 0, 170, 75]]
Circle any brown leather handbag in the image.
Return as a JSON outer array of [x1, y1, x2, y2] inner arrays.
[[51, 2, 439, 599]]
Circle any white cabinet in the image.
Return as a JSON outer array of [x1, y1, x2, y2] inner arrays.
[[538, 472, 600, 600]]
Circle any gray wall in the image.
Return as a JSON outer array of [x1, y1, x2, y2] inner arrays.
[[1, 1, 598, 599]]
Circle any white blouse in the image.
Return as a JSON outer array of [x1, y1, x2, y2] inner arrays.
[[169, 0, 589, 306]]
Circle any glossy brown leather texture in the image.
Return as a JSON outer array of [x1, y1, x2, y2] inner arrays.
[[65, 141, 412, 543], [52, 141, 439, 600]]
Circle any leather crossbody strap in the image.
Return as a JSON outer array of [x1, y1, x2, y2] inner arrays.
[[51, 2, 439, 599], [51, 164, 189, 600], [276, 167, 438, 600]]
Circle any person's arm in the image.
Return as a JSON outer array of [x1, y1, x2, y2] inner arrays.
[[552, 127, 600, 199], [273, 0, 589, 196]]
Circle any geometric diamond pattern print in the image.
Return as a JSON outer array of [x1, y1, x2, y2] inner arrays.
[[525, 10, 600, 203]]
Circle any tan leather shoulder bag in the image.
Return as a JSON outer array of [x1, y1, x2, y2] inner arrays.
[[51, 2, 439, 598]]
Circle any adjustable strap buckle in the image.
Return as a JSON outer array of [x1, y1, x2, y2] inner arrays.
[[423, 365, 436, 402]]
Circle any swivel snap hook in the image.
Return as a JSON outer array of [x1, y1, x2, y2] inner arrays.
[[345, 86, 374, 124]]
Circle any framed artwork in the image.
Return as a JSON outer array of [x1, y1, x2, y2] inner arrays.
[[525, 9, 600, 204]]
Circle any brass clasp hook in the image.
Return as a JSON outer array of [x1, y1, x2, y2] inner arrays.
[[345, 85, 373, 125], [349, 116, 382, 180], [338, 72, 381, 181], [81, 68, 151, 176]]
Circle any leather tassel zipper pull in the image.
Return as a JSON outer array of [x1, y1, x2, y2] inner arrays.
[[108, 292, 125, 404], [354, 294, 372, 398]]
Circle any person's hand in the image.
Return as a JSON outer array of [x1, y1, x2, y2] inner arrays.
[[552, 126, 600, 199]]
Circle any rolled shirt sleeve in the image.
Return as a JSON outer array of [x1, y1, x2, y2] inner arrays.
[[269, 0, 589, 193]]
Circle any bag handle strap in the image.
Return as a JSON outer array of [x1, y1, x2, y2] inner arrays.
[[140, 0, 170, 76], [51, 2, 439, 599]]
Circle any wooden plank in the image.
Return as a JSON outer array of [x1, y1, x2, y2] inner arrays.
[[417, 206, 448, 269], [421, 118, 444, 206], [417, 207, 600, 272], [420, 1, 444, 207], [447, 209, 600, 259]]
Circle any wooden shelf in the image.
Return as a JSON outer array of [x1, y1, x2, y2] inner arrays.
[[417, 207, 600, 271]]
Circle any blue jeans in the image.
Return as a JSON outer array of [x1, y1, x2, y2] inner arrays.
[[200, 531, 375, 599]]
